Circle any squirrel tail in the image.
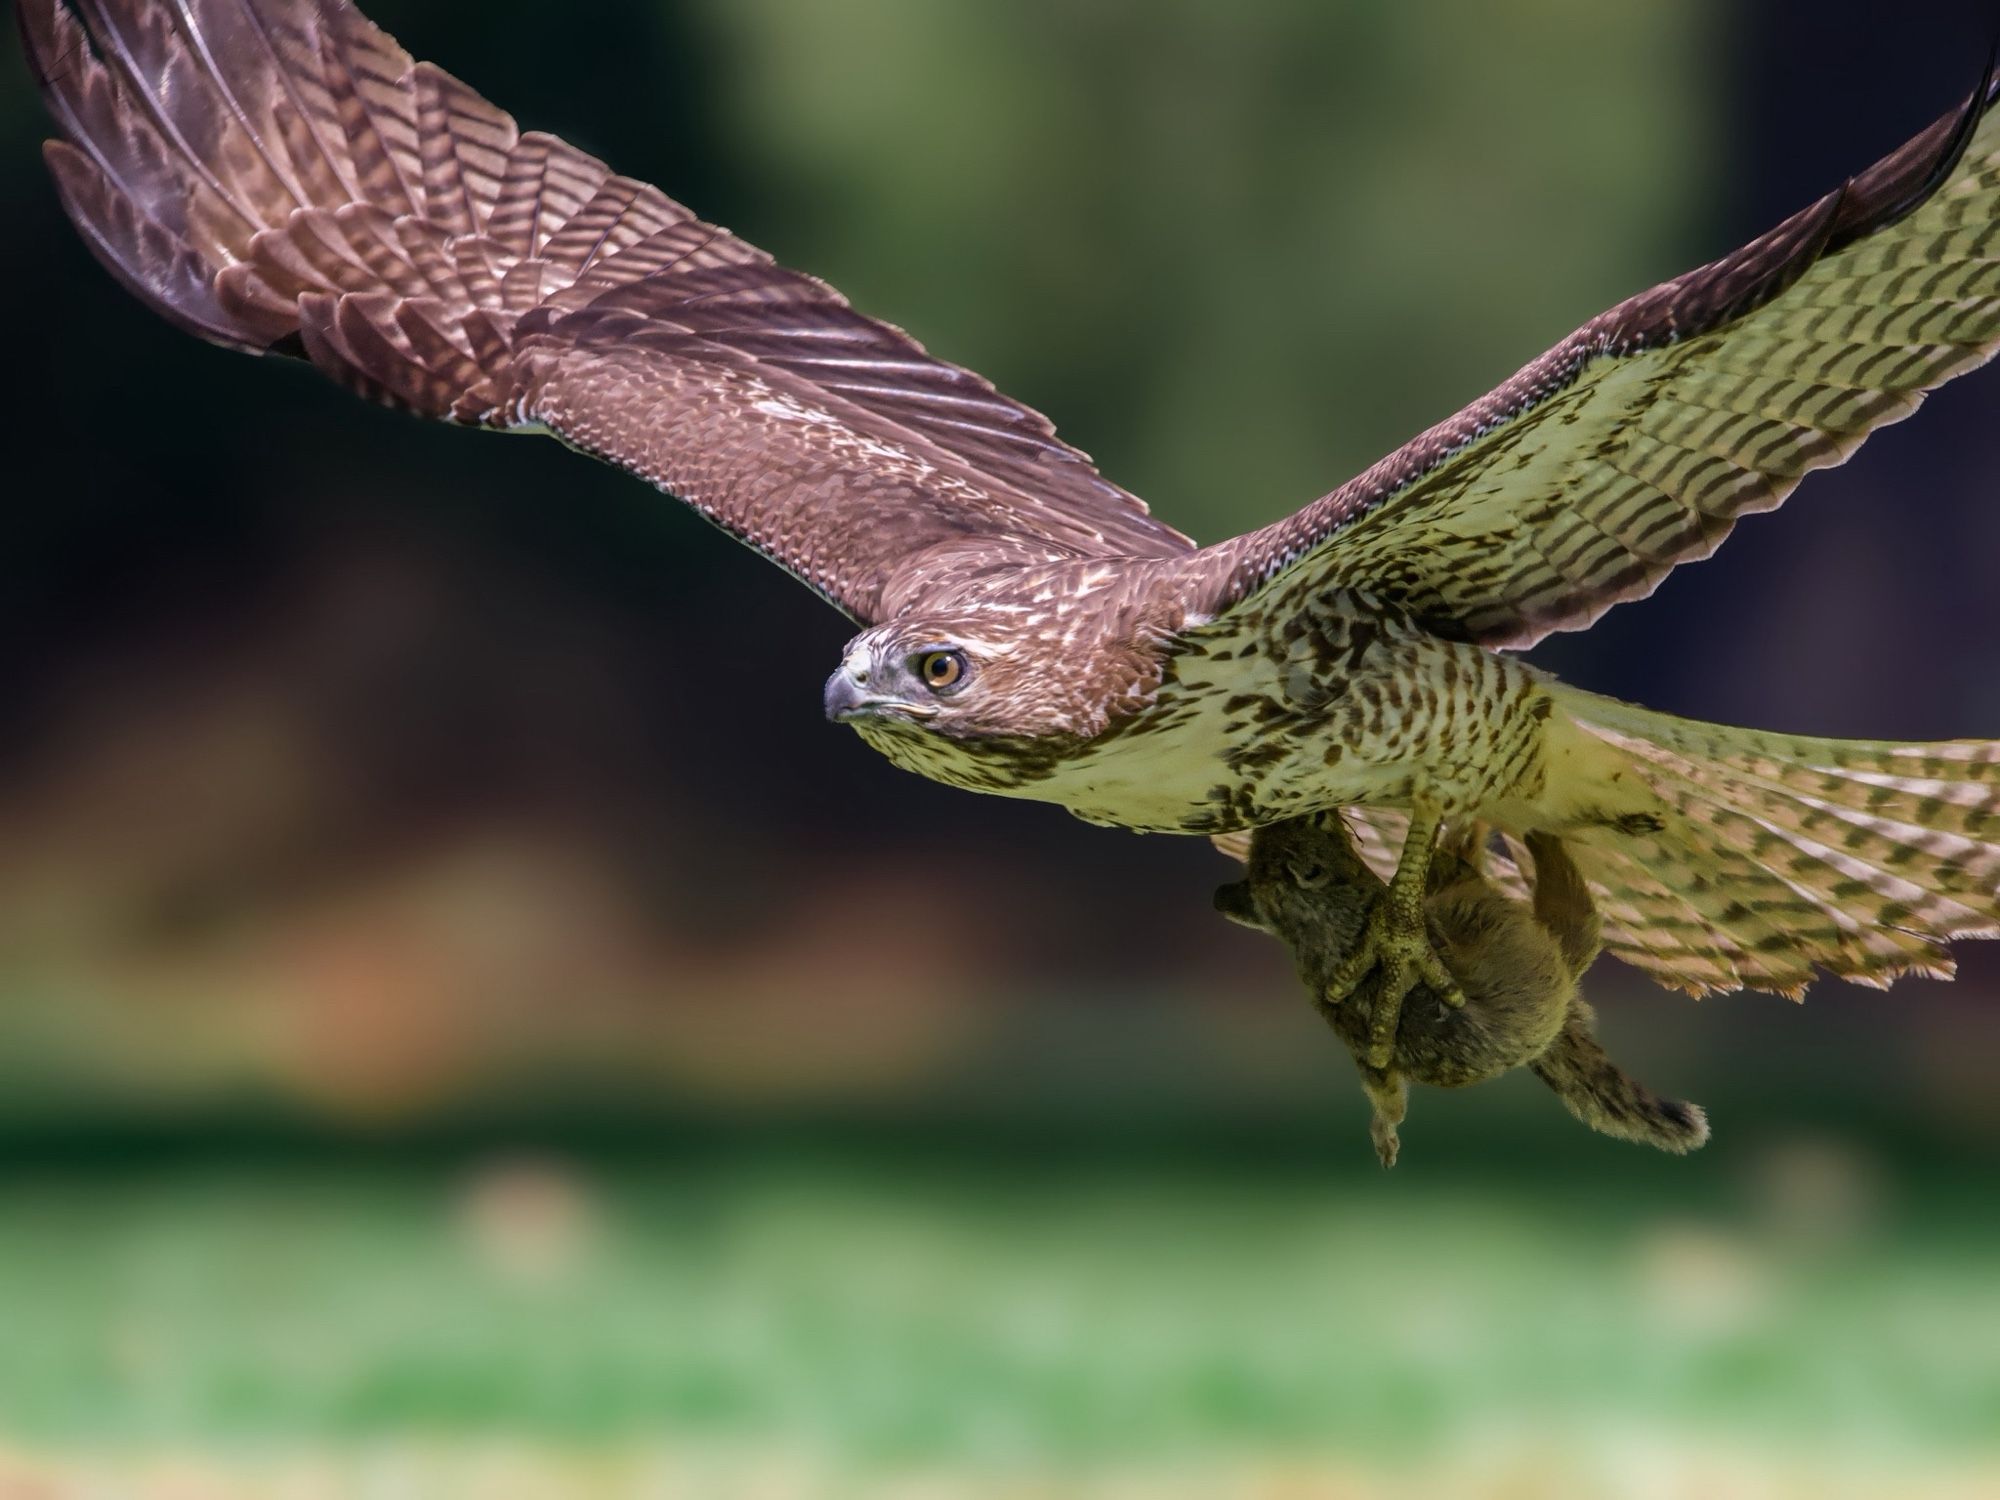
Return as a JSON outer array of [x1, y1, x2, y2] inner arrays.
[[1529, 1001, 1709, 1154]]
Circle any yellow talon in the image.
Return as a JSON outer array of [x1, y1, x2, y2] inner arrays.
[[1335, 897, 1469, 1068], [1323, 806, 1465, 1067]]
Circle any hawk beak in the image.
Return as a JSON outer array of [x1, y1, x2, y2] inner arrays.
[[823, 670, 937, 724]]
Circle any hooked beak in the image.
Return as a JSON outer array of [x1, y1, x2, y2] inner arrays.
[[823, 669, 937, 724]]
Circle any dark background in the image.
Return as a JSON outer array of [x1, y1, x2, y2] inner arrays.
[[0, 2, 1997, 1488]]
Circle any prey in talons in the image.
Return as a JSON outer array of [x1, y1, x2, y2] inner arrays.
[[1217, 814, 1710, 1167]]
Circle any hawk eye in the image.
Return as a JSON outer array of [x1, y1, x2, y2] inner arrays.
[[917, 650, 967, 693]]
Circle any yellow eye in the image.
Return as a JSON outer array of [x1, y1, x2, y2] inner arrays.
[[918, 650, 967, 692]]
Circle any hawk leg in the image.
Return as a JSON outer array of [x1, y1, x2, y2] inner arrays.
[[1321, 806, 1468, 1068]]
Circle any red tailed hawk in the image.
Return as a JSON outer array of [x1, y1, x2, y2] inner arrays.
[[24, 0, 2000, 1024]]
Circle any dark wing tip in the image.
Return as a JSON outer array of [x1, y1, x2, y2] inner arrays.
[[1674, 47, 1999, 332], [1826, 36, 1999, 252], [16, 0, 70, 91], [42, 137, 260, 350]]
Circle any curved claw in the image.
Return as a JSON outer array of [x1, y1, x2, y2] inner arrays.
[[1400, 928, 1469, 1011], [1319, 921, 1383, 1006]]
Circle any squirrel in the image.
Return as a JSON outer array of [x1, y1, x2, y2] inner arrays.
[[1215, 814, 1709, 1167]]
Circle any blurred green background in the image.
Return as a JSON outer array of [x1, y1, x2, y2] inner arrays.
[[3, 1, 2000, 1494]]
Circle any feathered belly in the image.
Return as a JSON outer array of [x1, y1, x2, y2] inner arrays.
[[1012, 689, 1418, 834], [857, 622, 1577, 836], [1017, 628, 1561, 835]]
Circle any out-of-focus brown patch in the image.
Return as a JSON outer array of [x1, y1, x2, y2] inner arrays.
[[455, 1154, 599, 1287]]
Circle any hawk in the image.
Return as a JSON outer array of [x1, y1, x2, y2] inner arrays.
[[24, 0, 2000, 1023]]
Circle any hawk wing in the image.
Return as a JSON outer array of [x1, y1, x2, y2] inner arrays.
[[22, 0, 1191, 625], [1185, 58, 2000, 649]]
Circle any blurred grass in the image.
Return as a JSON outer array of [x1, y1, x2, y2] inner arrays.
[[0, 1151, 1995, 1495]]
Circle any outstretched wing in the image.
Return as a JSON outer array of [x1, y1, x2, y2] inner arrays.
[[22, 0, 1191, 624], [1185, 58, 2000, 649]]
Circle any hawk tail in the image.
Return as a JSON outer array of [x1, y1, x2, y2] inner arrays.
[[1545, 685, 2000, 996]]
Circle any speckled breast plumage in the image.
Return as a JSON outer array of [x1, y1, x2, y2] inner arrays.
[[881, 589, 1559, 837]]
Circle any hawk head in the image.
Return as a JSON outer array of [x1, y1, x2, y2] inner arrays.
[[822, 593, 1183, 789], [824, 621, 1057, 743]]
